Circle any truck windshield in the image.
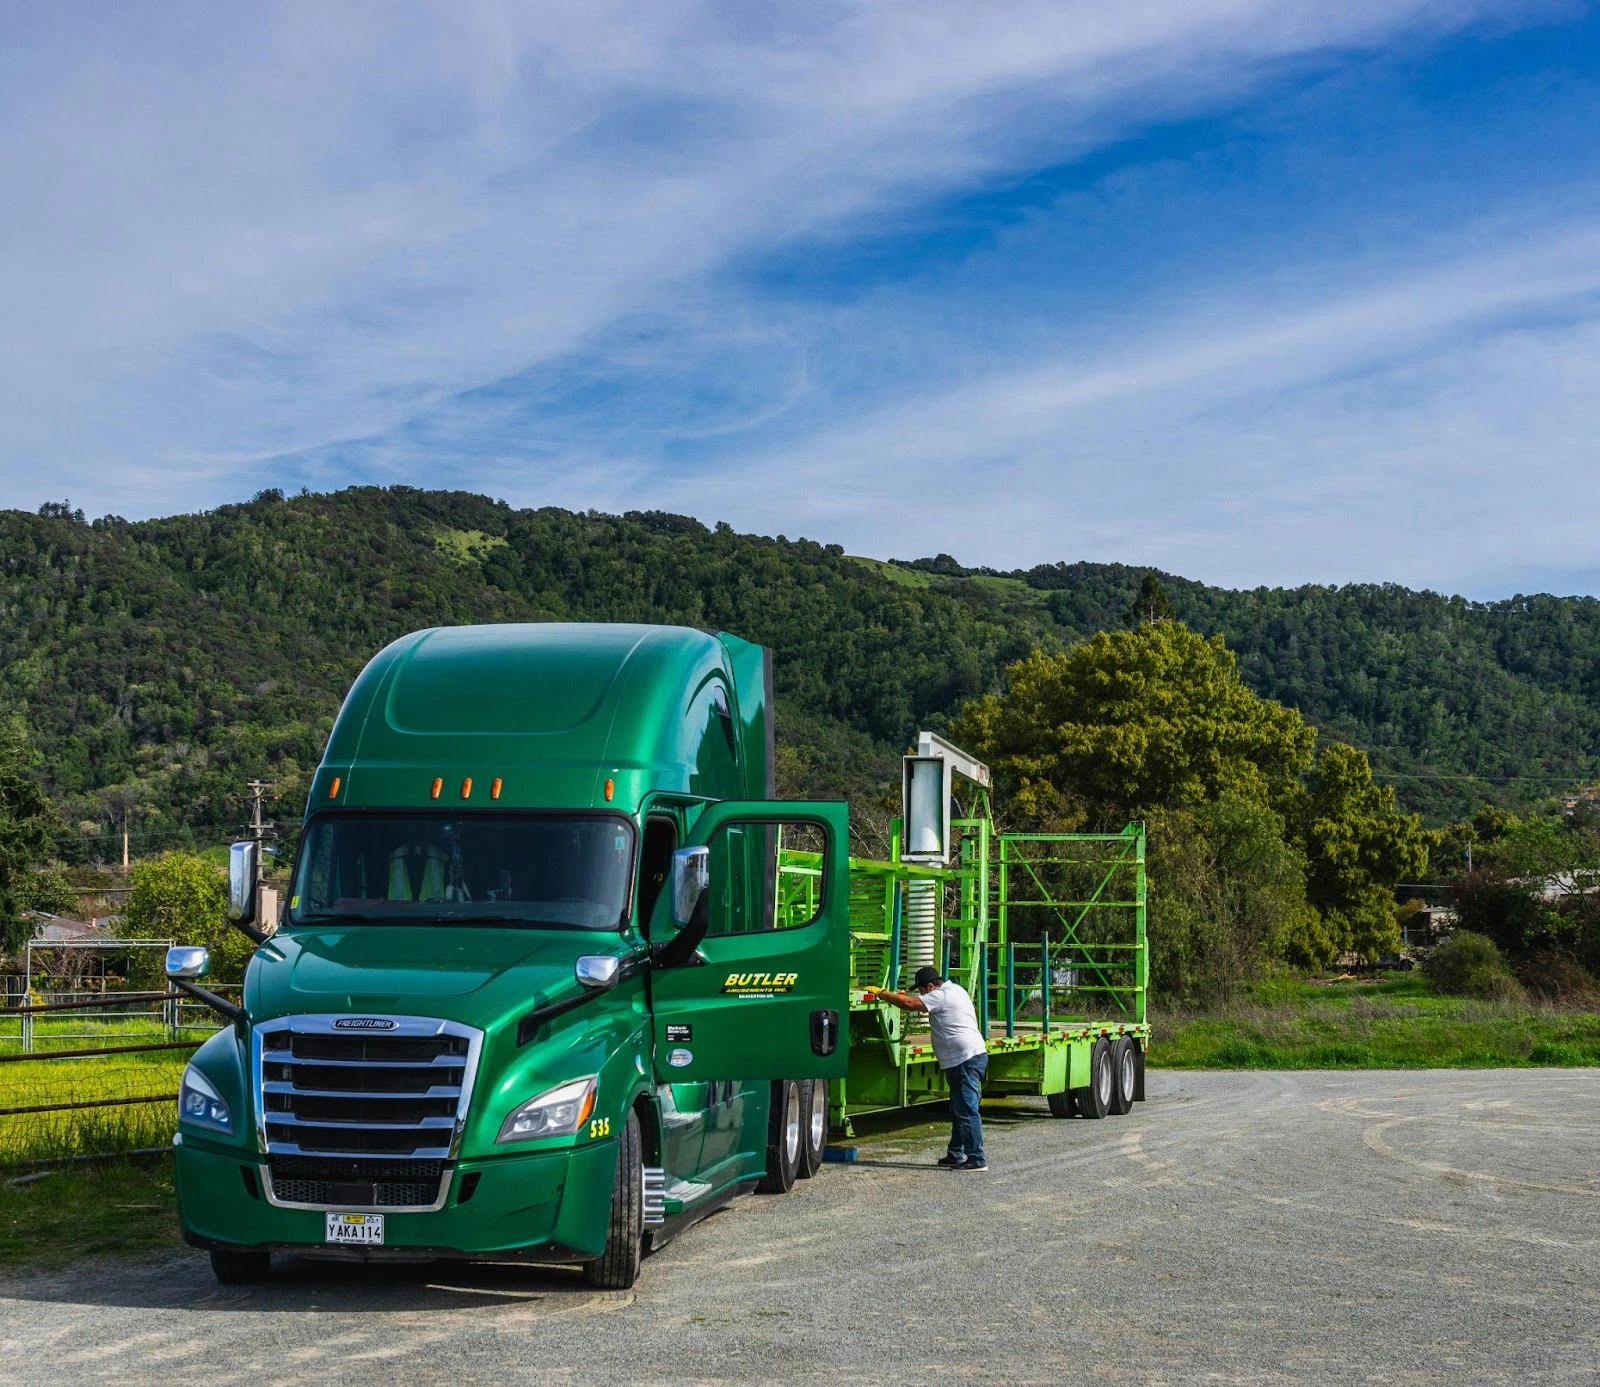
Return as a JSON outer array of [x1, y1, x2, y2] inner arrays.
[[288, 813, 635, 930]]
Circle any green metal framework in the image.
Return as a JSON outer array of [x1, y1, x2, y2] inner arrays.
[[780, 808, 1148, 1132], [994, 826, 1147, 1032]]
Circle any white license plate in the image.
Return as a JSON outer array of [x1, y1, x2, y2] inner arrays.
[[325, 1212, 384, 1246]]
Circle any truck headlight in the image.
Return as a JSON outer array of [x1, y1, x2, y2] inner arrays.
[[497, 1075, 597, 1143], [178, 1064, 233, 1135]]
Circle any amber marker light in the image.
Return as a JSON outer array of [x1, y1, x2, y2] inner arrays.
[[430, 777, 443, 800], [329, 776, 341, 799], [461, 777, 472, 799], [604, 778, 615, 802], [490, 778, 503, 800]]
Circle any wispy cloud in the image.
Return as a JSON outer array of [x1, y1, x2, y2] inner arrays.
[[634, 216, 1600, 592], [0, 0, 1586, 594]]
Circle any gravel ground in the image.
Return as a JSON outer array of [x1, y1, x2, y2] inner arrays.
[[2, 1069, 1597, 1386]]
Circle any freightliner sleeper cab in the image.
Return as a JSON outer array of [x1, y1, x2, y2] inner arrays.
[[169, 623, 851, 1288]]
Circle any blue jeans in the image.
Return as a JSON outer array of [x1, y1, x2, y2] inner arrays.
[[945, 1053, 987, 1162]]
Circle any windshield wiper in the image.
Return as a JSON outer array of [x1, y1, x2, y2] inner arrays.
[[292, 911, 607, 929], [292, 911, 440, 926], [438, 910, 521, 919], [301, 911, 400, 923], [437, 913, 541, 926]]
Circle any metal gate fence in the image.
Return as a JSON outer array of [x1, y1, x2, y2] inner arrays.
[[0, 983, 234, 1166]]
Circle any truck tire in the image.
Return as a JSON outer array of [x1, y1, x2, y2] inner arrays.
[[583, 1108, 643, 1289], [1046, 1086, 1076, 1118], [1109, 1037, 1136, 1115], [798, 1078, 828, 1178], [1075, 1039, 1112, 1119], [210, 1248, 270, 1284], [756, 1079, 802, 1193]]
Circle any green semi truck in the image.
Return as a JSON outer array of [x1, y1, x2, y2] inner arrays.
[[168, 623, 1148, 1288]]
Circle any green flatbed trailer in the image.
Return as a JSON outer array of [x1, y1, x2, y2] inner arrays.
[[780, 791, 1150, 1134]]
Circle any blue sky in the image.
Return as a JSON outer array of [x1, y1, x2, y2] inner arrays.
[[2, 1, 1599, 595]]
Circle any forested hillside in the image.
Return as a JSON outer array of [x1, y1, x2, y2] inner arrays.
[[1, 486, 1597, 862], [890, 555, 1600, 822]]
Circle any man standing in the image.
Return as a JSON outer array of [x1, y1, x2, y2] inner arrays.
[[874, 965, 988, 1170]]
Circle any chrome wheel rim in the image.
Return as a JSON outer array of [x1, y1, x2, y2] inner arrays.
[[784, 1083, 801, 1164], [1097, 1054, 1112, 1106], [810, 1081, 826, 1152], [1120, 1051, 1135, 1099]]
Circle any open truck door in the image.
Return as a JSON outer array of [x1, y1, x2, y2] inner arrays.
[[649, 801, 850, 1082]]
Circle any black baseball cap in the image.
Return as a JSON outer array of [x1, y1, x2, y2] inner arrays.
[[913, 966, 943, 989]]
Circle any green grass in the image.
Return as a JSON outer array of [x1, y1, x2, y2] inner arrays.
[[1, 1050, 188, 1165], [0, 1155, 181, 1267], [0, 1011, 202, 1164], [843, 556, 1051, 609], [0, 1012, 192, 1048], [843, 555, 933, 588], [1149, 974, 1600, 1069], [965, 573, 1047, 606], [435, 527, 509, 564]]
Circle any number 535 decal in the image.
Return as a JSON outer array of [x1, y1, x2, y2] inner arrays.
[[588, 1117, 612, 1139]]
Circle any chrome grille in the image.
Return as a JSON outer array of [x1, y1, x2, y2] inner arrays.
[[253, 1015, 482, 1166]]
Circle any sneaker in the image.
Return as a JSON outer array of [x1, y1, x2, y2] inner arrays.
[[955, 1157, 987, 1171], [936, 1155, 964, 1168]]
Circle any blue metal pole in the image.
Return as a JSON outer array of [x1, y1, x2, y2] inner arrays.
[[1005, 942, 1016, 1038], [1041, 930, 1051, 1035]]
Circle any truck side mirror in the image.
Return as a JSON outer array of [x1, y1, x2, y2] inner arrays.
[[227, 841, 258, 926], [165, 945, 211, 979], [653, 847, 710, 969], [575, 955, 620, 989], [670, 847, 709, 928]]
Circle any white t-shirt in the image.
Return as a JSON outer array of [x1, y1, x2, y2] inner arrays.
[[920, 981, 986, 1069]]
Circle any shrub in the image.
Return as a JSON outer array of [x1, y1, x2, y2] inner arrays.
[[1423, 931, 1524, 1000], [1518, 951, 1600, 1005], [13, 867, 77, 916], [1528, 1042, 1592, 1066], [1214, 1038, 1282, 1067], [119, 850, 251, 983]]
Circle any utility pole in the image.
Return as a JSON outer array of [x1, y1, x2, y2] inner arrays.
[[246, 779, 275, 848], [246, 779, 279, 930]]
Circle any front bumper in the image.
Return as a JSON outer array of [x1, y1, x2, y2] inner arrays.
[[176, 1136, 618, 1262]]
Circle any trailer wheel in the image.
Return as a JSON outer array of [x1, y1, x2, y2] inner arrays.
[[797, 1079, 828, 1178], [1109, 1037, 1136, 1115], [583, 1108, 643, 1289], [209, 1248, 270, 1284], [1076, 1040, 1112, 1119], [1046, 1086, 1075, 1118], [756, 1079, 802, 1193]]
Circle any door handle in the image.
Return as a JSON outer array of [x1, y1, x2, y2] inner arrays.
[[810, 1009, 840, 1057]]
